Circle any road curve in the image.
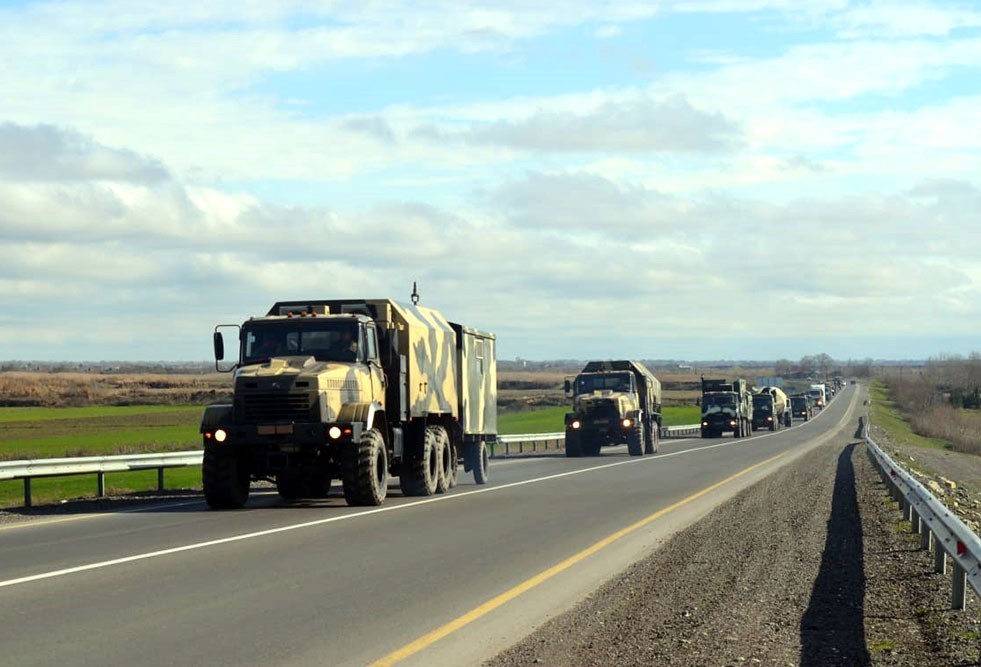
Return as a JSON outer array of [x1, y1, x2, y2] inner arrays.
[[0, 386, 860, 667]]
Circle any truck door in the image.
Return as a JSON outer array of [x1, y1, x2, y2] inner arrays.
[[364, 324, 385, 407]]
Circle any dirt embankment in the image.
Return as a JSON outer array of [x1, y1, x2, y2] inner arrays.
[[488, 419, 981, 666]]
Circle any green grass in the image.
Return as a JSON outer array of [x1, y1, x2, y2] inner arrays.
[[0, 405, 204, 460], [0, 405, 203, 423], [498, 405, 700, 435], [869, 382, 950, 451], [869, 639, 899, 653]]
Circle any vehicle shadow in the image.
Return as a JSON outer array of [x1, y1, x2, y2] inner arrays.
[[799, 442, 870, 667]]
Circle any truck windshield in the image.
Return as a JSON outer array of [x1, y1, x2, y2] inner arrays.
[[703, 393, 736, 411], [752, 396, 772, 412], [242, 321, 360, 364], [576, 372, 632, 394]]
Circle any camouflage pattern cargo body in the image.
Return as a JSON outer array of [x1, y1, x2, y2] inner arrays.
[[564, 360, 662, 458], [200, 298, 496, 509]]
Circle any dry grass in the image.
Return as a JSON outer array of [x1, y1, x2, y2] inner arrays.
[[0, 371, 231, 407], [880, 371, 981, 456]]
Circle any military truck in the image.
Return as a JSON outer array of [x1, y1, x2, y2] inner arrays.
[[200, 297, 497, 509], [563, 360, 662, 457], [700, 377, 753, 438], [790, 394, 812, 421], [751, 386, 792, 431]]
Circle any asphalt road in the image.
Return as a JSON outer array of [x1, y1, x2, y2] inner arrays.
[[0, 385, 860, 667]]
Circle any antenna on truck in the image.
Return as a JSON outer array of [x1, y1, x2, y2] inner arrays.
[[411, 281, 420, 305]]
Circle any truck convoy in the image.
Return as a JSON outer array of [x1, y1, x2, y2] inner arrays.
[[700, 377, 753, 438], [564, 360, 662, 457], [751, 386, 792, 431], [200, 297, 497, 509]]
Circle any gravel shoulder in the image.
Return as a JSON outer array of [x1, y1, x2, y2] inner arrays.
[[487, 414, 981, 666]]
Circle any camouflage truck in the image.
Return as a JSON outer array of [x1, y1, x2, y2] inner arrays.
[[751, 386, 792, 431], [563, 360, 662, 457], [200, 298, 496, 509], [700, 377, 753, 438]]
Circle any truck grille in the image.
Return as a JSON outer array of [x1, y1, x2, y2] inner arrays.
[[237, 392, 315, 422]]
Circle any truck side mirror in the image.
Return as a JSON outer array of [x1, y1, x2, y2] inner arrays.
[[564, 379, 571, 393], [695, 397, 701, 406], [213, 331, 225, 361]]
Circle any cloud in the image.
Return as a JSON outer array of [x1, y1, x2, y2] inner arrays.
[[0, 123, 169, 183], [421, 96, 740, 154]]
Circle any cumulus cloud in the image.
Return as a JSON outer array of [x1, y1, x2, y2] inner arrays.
[[0, 123, 169, 183]]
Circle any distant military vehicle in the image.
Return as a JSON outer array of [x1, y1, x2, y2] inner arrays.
[[752, 386, 792, 431], [200, 295, 496, 509], [790, 394, 812, 421], [700, 377, 753, 438], [564, 360, 662, 457], [808, 383, 827, 409]]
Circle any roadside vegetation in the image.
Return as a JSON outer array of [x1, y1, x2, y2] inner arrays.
[[876, 355, 981, 455]]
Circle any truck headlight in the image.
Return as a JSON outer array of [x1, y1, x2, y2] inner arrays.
[[730, 420, 737, 427], [621, 418, 632, 428], [328, 426, 343, 440], [570, 420, 582, 430], [214, 429, 227, 443]]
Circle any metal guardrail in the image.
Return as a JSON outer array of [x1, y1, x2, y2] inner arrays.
[[866, 428, 981, 609], [1, 452, 204, 508], [1, 425, 704, 508]]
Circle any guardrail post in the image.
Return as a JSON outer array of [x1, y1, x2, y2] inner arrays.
[[902, 499, 913, 523], [158, 467, 165, 491], [935, 542, 947, 574], [952, 562, 967, 610], [920, 523, 933, 551], [24, 478, 32, 508], [97, 471, 106, 497]]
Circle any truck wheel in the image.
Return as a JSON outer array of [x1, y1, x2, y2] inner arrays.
[[471, 440, 489, 484], [342, 427, 388, 506], [565, 430, 583, 457], [435, 427, 453, 494], [627, 423, 645, 456], [645, 424, 658, 454], [400, 425, 440, 496], [203, 446, 250, 510]]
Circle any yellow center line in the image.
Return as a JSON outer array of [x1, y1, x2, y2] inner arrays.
[[369, 449, 789, 667]]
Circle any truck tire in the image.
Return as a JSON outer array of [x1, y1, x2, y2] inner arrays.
[[203, 446, 250, 510], [435, 427, 453, 494], [342, 427, 388, 506], [565, 430, 583, 457], [627, 422, 645, 456], [474, 440, 489, 484], [400, 425, 440, 496], [645, 423, 658, 454]]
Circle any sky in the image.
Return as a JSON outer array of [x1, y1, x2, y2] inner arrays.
[[1, 0, 980, 362]]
